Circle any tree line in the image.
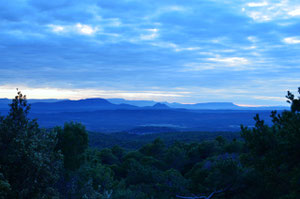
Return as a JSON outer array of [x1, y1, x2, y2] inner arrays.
[[0, 89, 300, 199]]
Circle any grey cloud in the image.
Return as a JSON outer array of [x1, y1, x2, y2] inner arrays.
[[0, 0, 300, 104]]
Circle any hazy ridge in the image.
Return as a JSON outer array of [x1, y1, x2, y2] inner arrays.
[[0, 98, 287, 133]]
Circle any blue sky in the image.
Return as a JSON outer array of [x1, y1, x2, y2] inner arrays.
[[0, 0, 300, 105]]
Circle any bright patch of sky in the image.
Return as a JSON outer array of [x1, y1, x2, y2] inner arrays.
[[0, 0, 300, 105]]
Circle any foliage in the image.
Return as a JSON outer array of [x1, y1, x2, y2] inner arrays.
[[56, 122, 88, 171], [88, 130, 240, 150], [2, 88, 300, 198], [240, 87, 300, 199], [0, 91, 62, 198]]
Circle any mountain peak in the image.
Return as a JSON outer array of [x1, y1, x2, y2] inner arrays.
[[78, 98, 112, 104], [152, 103, 170, 109]]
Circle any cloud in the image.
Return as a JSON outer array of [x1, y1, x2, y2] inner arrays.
[[48, 24, 65, 33], [0, 85, 189, 101], [47, 23, 99, 35], [283, 37, 300, 44], [247, 36, 258, 42], [247, 2, 269, 7], [252, 96, 285, 101], [140, 28, 159, 40], [242, 0, 300, 22], [75, 23, 98, 35], [207, 57, 249, 67], [150, 42, 201, 52], [0, 0, 300, 105], [288, 8, 300, 16]]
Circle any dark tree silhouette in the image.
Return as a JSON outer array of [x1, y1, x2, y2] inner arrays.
[[0, 91, 62, 198]]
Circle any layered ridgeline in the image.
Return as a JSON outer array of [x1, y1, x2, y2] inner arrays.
[[1, 89, 300, 199], [0, 98, 288, 132], [0, 97, 288, 111]]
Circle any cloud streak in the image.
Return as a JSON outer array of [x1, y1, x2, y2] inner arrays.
[[0, 0, 300, 105]]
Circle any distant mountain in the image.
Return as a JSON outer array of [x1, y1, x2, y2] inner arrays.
[[141, 103, 171, 110], [0, 98, 10, 104], [0, 98, 64, 110], [240, 106, 288, 110], [105, 99, 289, 110], [0, 99, 10, 110], [28, 109, 277, 132], [107, 98, 157, 106], [0, 98, 289, 111], [0, 98, 63, 104], [106, 99, 242, 109], [28, 99, 64, 103], [0, 97, 288, 133], [166, 102, 240, 110], [152, 103, 170, 109], [30, 98, 138, 113]]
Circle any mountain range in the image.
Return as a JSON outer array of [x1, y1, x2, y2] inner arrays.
[[0, 98, 289, 112], [0, 98, 288, 133]]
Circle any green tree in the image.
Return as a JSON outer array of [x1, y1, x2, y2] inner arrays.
[[56, 122, 88, 171], [286, 87, 300, 112], [139, 138, 166, 159], [241, 87, 300, 199], [0, 172, 11, 199], [0, 91, 62, 198], [97, 148, 119, 165]]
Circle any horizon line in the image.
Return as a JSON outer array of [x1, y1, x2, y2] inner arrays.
[[0, 97, 289, 108]]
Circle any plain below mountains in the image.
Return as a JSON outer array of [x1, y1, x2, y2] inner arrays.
[[0, 98, 288, 133]]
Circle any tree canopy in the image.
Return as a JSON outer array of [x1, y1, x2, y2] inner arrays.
[[1, 88, 300, 198], [0, 91, 62, 198]]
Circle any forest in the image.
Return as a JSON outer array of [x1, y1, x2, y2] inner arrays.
[[1, 89, 300, 199]]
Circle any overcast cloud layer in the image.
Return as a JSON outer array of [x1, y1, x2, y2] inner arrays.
[[1, 0, 300, 105]]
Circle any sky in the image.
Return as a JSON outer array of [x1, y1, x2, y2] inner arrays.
[[0, 0, 300, 105]]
